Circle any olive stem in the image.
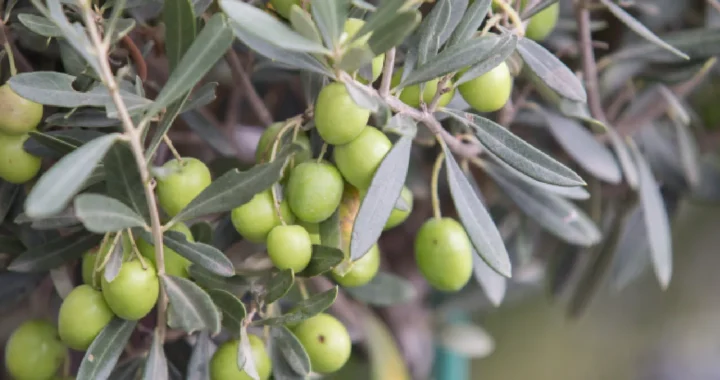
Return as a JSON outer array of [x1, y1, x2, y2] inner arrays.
[[96, 232, 122, 272], [574, 3, 607, 124], [430, 149, 445, 220], [162, 135, 184, 164], [379, 48, 396, 98], [427, 75, 453, 113], [126, 229, 149, 269], [297, 278, 310, 300], [316, 143, 328, 163], [493, 0, 525, 36], [81, 4, 168, 340], [91, 233, 112, 288], [2, 41, 16, 76]]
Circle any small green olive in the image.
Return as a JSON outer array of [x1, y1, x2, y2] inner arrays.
[[58, 285, 114, 351], [0, 133, 41, 184], [331, 243, 380, 287], [286, 161, 344, 223], [314, 82, 369, 145], [414, 218, 473, 292], [266, 225, 313, 272], [0, 83, 43, 135], [384, 186, 414, 230], [210, 335, 272, 380], [333, 126, 392, 190], [156, 157, 212, 218], [231, 190, 295, 243], [392, 70, 455, 109], [137, 222, 193, 279], [292, 313, 351, 373], [101, 259, 159, 320], [458, 62, 513, 113], [5, 320, 67, 380], [255, 122, 312, 164], [523, 0, 559, 41]]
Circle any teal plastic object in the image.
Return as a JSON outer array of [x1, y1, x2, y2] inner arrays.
[[432, 311, 470, 380]]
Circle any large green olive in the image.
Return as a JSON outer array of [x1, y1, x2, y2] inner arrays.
[[156, 157, 212, 218], [331, 243, 380, 287], [101, 259, 159, 320], [0, 133, 41, 184], [333, 126, 392, 190], [292, 313, 351, 374], [137, 222, 193, 279], [255, 122, 312, 164], [286, 161, 344, 223], [5, 320, 67, 380], [414, 218, 473, 291], [384, 186, 414, 230], [457, 62, 513, 113], [523, 0, 559, 41], [210, 335, 272, 380], [58, 285, 114, 351], [266, 225, 312, 272], [231, 190, 295, 243], [0, 84, 43, 135], [314, 82, 369, 145]]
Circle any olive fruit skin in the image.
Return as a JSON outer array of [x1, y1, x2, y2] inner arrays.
[[81, 249, 99, 286], [458, 62, 513, 113], [137, 222, 193, 278], [210, 335, 272, 380], [392, 71, 455, 108], [269, 0, 301, 19], [255, 122, 311, 164], [523, 0, 559, 41], [292, 313, 351, 374], [231, 190, 295, 243], [332, 244, 380, 287], [314, 82, 369, 145], [5, 320, 67, 380], [342, 18, 385, 83], [384, 186, 414, 230], [298, 221, 321, 244], [333, 127, 392, 190], [156, 157, 212, 218], [414, 218, 473, 292], [0, 134, 41, 184], [101, 259, 159, 320], [58, 285, 114, 351], [286, 161, 344, 223], [0, 84, 43, 135], [266, 225, 312, 272]]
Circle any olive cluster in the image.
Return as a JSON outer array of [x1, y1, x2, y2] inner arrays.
[[0, 84, 43, 185]]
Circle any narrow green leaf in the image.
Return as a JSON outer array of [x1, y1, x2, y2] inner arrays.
[[520, 0, 558, 19], [350, 136, 412, 261], [45, 109, 121, 128], [542, 111, 622, 184], [290, 6, 324, 44], [345, 272, 415, 306], [447, 0, 491, 46], [669, 116, 701, 188], [188, 264, 249, 294], [485, 156, 590, 199], [444, 150, 511, 277], [384, 114, 418, 138], [343, 80, 383, 112], [76, 319, 137, 380], [443, 109, 585, 186], [604, 125, 639, 189], [416, 0, 454, 66], [336, 45, 377, 73], [17, 13, 61, 37], [15, 208, 81, 230], [141, 329, 169, 380], [516, 37, 587, 103], [298, 245, 344, 277], [630, 144, 672, 289], [105, 143, 150, 221], [172, 144, 300, 222], [610, 205, 650, 291], [179, 110, 238, 156], [220, 0, 330, 54], [163, 275, 223, 334], [401, 33, 517, 88], [454, 33, 518, 86], [312, 0, 349, 49], [164, 0, 197, 72], [103, 238, 124, 283], [39, 0, 102, 75], [484, 162, 602, 246], [190, 221, 214, 245], [8, 72, 151, 112], [162, 231, 235, 277], [352, 0, 405, 41], [180, 82, 219, 113], [254, 287, 338, 326], [367, 11, 421, 56], [109, 358, 143, 380], [610, 27, 720, 62], [24, 129, 101, 158], [208, 288, 246, 332], [186, 332, 212, 380], [264, 269, 295, 304], [149, 97, 194, 156], [599, 0, 688, 61], [270, 326, 311, 377], [25, 133, 120, 218], [472, 252, 506, 307], [74, 194, 147, 233], [147, 13, 233, 119], [8, 230, 102, 273]]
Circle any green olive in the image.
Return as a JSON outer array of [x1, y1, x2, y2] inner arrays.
[[286, 161, 344, 223], [333, 126, 392, 190], [137, 222, 193, 279], [255, 122, 312, 164], [58, 285, 114, 351], [392, 70, 455, 109], [414, 218, 473, 291], [522, 0, 559, 41], [458, 62, 513, 113], [342, 18, 385, 83], [231, 190, 295, 243], [269, 0, 302, 19], [292, 313, 351, 374], [267, 225, 313, 272], [156, 157, 212, 218], [384, 186, 414, 230], [101, 259, 159, 320], [331, 243, 380, 287], [297, 221, 321, 244], [0, 133, 41, 184], [0, 83, 43, 135], [5, 320, 67, 380], [314, 82, 370, 145], [210, 335, 272, 380]]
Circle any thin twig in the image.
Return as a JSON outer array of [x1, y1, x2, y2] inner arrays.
[[427, 75, 452, 112], [121, 35, 147, 81], [575, 4, 607, 123], [225, 49, 273, 126], [81, 4, 168, 339], [379, 48, 395, 98]]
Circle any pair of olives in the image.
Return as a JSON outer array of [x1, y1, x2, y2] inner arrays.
[[0, 84, 44, 185]]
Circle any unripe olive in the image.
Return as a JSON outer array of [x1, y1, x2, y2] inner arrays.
[[342, 18, 385, 83], [5, 320, 67, 380], [314, 82, 369, 145], [269, 0, 302, 19], [286, 161, 344, 223], [231, 190, 295, 243], [414, 218, 473, 291], [156, 157, 212, 218], [332, 126, 392, 190], [58, 285, 114, 351], [523, 0, 559, 41], [267, 225, 312, 272], [384, 185, 414, 230], [332, 243, 380, 287], [137, 222, 193, 279], [0, 84, 43, 135], [458, 62, 513, 113], [0, 133, 41, 184], [292, 313, 351, 374], [81, 249, 99, 287], [392, 70, 455, 109], [298, 221, 321, 244], [255, 122, 312, 164], [210, 335, 272, 380], [101, 259, 159, 320]]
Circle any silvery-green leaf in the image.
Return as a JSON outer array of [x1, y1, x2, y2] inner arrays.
[[454, 33, 518, 86], [516, 37, 587, 103], [312, 0, 349, 49], [237, 327, 260, 380], [74, 193, 147, 233], [472, 249, 506, 307], [17, 13, 61, 37], [253, 287, 337, 326], [77, 319, 137, 380], [446, 0, 491, 46], [345, 272, 416, 306], [164, 0, 197, 72], [163, 275, 222, 334], [141, 329, 169, 380]]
